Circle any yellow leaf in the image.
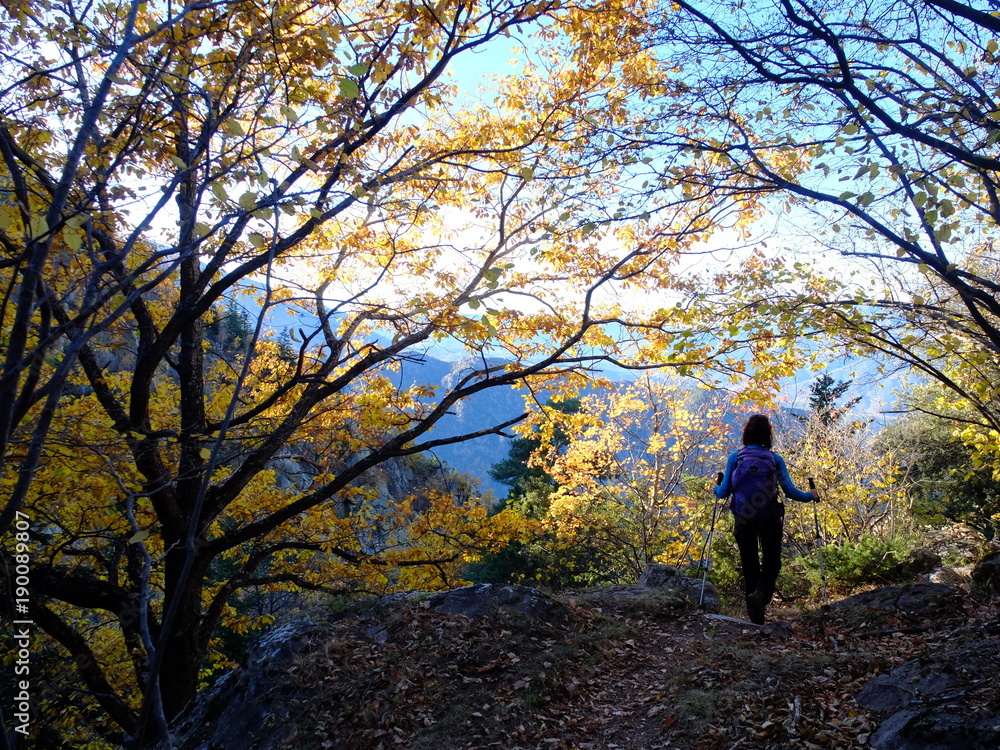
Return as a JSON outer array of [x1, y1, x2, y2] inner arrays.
[[64, 228, 83, 250], [30, 215, 48, 238]]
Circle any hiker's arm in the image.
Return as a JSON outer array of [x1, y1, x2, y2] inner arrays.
[[774, 453, 816, 502], [714, 452, 739, 499]]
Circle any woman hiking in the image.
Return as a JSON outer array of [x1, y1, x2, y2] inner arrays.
[[714, 414, 817, 624]]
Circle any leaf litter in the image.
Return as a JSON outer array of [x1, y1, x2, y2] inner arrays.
[[272, 589, 999, 749]]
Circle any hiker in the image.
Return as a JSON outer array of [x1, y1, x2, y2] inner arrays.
[[714, 414, 817, 624]]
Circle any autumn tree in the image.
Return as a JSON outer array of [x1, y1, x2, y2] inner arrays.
[[489, 397, 580, 519], [0, 0, 809, 745], [779, 378, 907, 555], [527, 376, 730, 582], [631, 0, 1000, 472], [881, 387, 1000, 537]]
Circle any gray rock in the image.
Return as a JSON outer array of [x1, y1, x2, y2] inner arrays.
[[920, 523, 986, 566], [831, 582, 961, 617], [856, 659, 958, 713], [638, 563, 680, 587], [972, 551, 1000, 596], [886, 548, 942, 581], [928, 566, 973, 588], [870, 709, 1000, 750], [759, 620, 793, 639], [637, 563, 719, 612], [165, 620, 325, 750], [858, 638, 1000, 750], [422, 583, 567, 620]]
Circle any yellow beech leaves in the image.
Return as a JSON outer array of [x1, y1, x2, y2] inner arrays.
[[524, 375, 732, 580]]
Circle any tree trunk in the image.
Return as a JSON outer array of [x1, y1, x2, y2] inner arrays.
[[158, 547, 209, 721]]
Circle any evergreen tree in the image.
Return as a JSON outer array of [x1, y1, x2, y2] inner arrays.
[[488, 398, 580, 519], [807, 374, 862, 427]]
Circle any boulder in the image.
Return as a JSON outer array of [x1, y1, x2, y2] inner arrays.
[[885, 548, 941, 581], [972, 551, 1000, 596], [164, 585, 570, 749], [831, 582, 962, 617], [856, 656, 960, 713], [857, 636, 1000, 750], [921, 523, 986, 565], [927, 566, 973, 589], [637, 563, 719, 612], [421, 583, 567, 620], [164, 620, 326, 750], [869, 710, 1000, 750], [638, 563, 681, 587]]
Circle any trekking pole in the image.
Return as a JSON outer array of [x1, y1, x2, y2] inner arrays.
[[808, 478, 829, 604], [699, 472, 724, 607]]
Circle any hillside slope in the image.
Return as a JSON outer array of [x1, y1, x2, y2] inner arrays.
[[168, 580, 999, 750]]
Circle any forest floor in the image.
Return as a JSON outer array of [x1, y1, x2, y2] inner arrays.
[[277, 583, 1000, 750]]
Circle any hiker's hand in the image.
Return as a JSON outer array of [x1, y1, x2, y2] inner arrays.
[[809, 492, 819, 502]]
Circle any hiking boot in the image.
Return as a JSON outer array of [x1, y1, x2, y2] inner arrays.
[[745, 591, 766, 625]]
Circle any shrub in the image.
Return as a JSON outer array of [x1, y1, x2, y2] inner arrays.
[[797, 533, 913, 593]]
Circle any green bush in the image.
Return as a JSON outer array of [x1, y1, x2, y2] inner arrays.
[[795, 533, 912, 594], [776, 555, 813, 601], [704, 534, 742, 594], [706, 532, 915, 602]]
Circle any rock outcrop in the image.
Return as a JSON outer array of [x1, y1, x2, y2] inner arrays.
[[163, 585, 573, 750], [972, 551, 1000, 596], [421, 583, 569, 620], [831, 582, 963, 618], [165, 620, 325, 750], [637, 563, 720, 612], [161, 576, 993, 750], [856, 621, 1000, 750]]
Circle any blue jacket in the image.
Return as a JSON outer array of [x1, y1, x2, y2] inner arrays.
[[714, 445, 816, 503]]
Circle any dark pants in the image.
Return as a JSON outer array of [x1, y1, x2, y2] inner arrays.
[[733, 513, 784, 604]]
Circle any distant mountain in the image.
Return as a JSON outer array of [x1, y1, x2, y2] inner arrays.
[[231, 289, 900, 499], [390, 350, 897, 501], [395, 354, 528, 500]]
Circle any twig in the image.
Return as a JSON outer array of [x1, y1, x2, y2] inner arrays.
[[850, 624, 938, 638]]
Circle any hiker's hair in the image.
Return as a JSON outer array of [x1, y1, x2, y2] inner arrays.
[[742, 414, 773, 450]]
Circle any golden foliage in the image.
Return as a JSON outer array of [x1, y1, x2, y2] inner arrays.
[[526, 375, 731, 580]]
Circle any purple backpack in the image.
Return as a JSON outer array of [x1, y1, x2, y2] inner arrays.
[[731, 446, 780, 520]]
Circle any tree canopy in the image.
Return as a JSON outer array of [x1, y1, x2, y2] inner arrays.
[[638, 0, 1000, 462], [0, 0, 802, 745], [3, 0, 998, 747]]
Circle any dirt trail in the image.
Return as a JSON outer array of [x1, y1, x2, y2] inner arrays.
[[509, 605, 927, 750]]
